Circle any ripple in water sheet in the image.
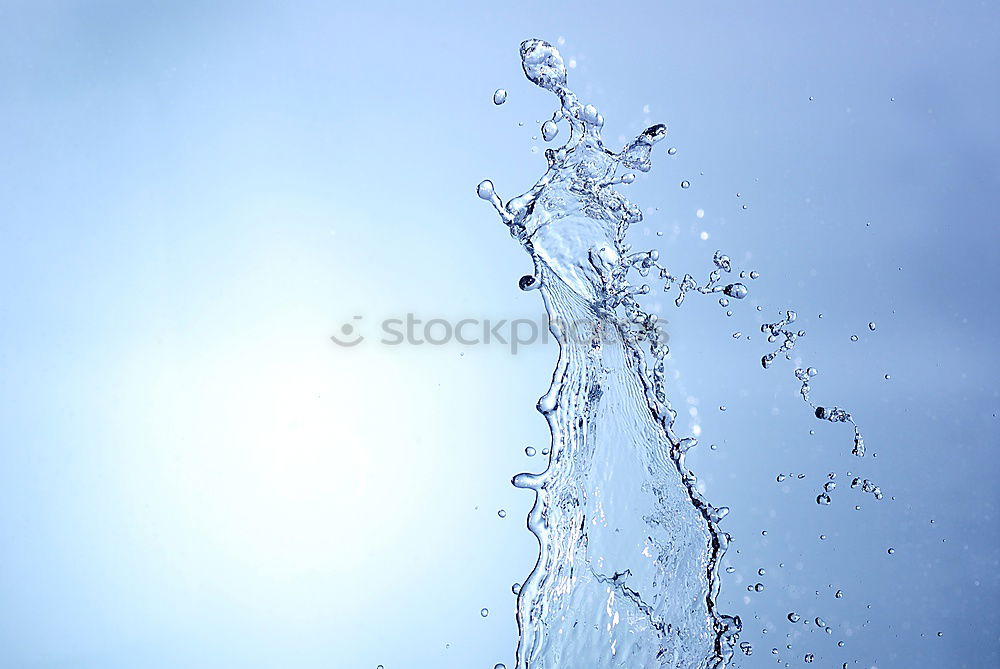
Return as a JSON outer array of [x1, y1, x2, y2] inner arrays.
[[479, 39, 740, 668]]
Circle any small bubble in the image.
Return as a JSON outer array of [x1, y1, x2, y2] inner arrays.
[[816, 493, 831, 505], [788, 612, 801, 623], [498, 509, 507, 518], [869, 321, 876, 331], [525, 446, 536, 456], [804, 652, 814, 662], [754, 583, 765, 592], [887, 547, 895, 555], [493, 89, 508, 105], [850, 335, 859, 341], [758, 568, 766, 576], [481, 608, 489, 617], [720, 405, 727, 411], [680, 180, 690, 189], [511, 583, 521, 595], [726, 566, 736, 573], [667, 147, 678, 155], [835, 590, 843, 598], [495, 664, 506, 669]]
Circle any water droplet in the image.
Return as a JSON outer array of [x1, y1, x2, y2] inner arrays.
[[850, 335, 859, 341], [868, 321, 876, 331], [804, 652, 814, 662], [477, 180, 496, 201], [493, 89, 508, 105], [835, 590, 843, 598], [887, 547, 895, 555], [512, 583, 521, 595], [680, 180, 690, 189], [667, 147, 678, 155], [723, 283, 748, 299], [816, 493, 831, 505], [541, 119, 558, 141], [788, 612, 801, 623], [525, 446, 536, 456]]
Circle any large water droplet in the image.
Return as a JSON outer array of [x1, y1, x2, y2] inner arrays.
[[724, 283, 748, 299], [477, 180, 496, 201], [519, 39, 567, 92]]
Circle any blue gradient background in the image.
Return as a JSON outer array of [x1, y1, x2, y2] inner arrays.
[[1, 2, 997, 667]]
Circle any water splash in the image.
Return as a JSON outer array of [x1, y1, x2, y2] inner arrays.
[[480, 39, 739, 669]]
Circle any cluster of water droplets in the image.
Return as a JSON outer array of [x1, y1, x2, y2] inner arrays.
[[476, 37, 900, 669], [756, 307, 876, 490]]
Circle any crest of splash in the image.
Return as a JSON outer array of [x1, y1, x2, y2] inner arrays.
[[478, 39, 740, 668]]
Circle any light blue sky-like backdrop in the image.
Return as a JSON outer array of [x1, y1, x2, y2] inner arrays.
[[1, 2, 997, 667]]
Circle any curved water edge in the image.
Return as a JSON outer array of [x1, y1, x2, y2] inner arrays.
[[480, 39, 740, 668]]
